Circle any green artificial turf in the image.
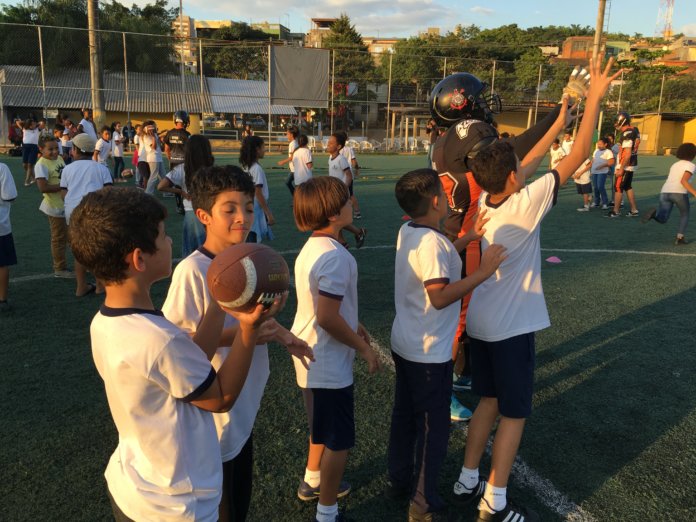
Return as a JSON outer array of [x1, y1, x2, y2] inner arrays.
[[1, 152, 695, 521]]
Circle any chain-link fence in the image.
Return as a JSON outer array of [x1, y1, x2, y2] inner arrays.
[[1, 22, 693, 153]]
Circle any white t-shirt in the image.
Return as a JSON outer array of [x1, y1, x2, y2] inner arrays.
[[91, 306, 220, 522], [549, 147, 565, 170], [291, 234, 358, 389], [0, 163, 17, 235], [291, 147, 313, 185], [574, 159, 592, 185], [340, 146, 356, 174], [391, 223, 462, 364], [22, 128, 39, 145], [288, 139, 298, 173], [79, 118, 98, 140], [166, 164, 193, 212], [247, 162, 269, 201], [142, 134, 162, 163], [95, 138, 112, 164], [60, 159, 113, 222], [561, 139, 574, 156], [61, 134, 72, 151], [467, 171, 560, 342], [661, 160, 696, 195], [112, 130, 123, 157], [162, 248, 270, 462], [328, 154, 351, 185], [591, 148, 614, 175]]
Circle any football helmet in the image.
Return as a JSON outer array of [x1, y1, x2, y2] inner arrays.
[[174, 110, 190, 126], [429, 73, 502, 128], [615, 111, 631, 129]]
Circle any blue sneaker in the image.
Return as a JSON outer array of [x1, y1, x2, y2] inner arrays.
[[298, 479, 352, 501], [452, 374, 472, 391], [450, 395, 472, 422]]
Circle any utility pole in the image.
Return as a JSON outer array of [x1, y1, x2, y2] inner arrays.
[[87, 0, 105, 130], [592, 0, 607, 63]]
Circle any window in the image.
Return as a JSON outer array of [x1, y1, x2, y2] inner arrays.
[[572, 41, 589, 52]]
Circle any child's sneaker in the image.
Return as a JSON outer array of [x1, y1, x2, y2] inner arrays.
[[298, 479, 352, 501], [452, 374, 472, 391], [354, 228, 367, 249], [453, 476, 486, 504], [576, 206, 589, 212], [641, 208, 657, 223], [53, 269, 75, 279], [450, 395, 472, 422], [675, 236, 689, 246], [589, 202, 600, 208], [476, 501, 539, 522], [606, 210, 620, 218], [601, 204, 608, 210], [313, 510, 352, 522], [626, 209, 640, 217]]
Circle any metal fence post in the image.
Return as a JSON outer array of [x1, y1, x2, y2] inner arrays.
[[534, 63, 542, 124], [122, 32, 130, 130], [37, 26, 47, 116]]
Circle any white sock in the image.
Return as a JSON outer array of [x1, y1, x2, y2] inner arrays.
[[316, 502, 338, 522], [304, 468, 321, 488], [479, 483, 507, 513], [455, 466, 479, 491]]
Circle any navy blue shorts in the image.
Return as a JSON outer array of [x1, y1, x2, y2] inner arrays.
[[0, 233, 17, 267], [22, 143, 39, 164], [576, 182, 592, 195], [311, 385, 355, 451], [470, 333, 535, 418]]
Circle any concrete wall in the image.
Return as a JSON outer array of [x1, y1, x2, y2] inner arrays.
[[631, 114, 660, 155], [683, 118, 696, 145], [632, 114, 696, 155]]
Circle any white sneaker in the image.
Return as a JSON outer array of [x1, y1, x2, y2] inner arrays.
[[577, 206, 590, 212], [601, 205, 608, 210]]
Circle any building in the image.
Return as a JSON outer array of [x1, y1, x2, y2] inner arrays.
[[306, 18, 337, 48], [630, 112, 696, 155], [665, 35, 696, 62], [555, 36, 606, 63], [171, 14, 198, 72], [362, 36, 401, 64]]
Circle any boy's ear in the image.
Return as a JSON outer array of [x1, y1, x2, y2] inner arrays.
[[127, 248, 146, 273], [194, 208, 211, 227]]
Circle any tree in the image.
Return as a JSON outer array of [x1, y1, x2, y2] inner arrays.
[[202, 23, 268, 80], [0, 0, 178, 73], [322, 14, 375, 128]]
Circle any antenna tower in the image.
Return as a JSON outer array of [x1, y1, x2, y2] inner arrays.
[[656, 0, 675, 40]]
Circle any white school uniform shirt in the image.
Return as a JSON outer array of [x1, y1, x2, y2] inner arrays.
[[247, 162, 269, 201], [112, 130, 124, 157], [391, 223, 462, 364], [91, 306, 220, 522], [22, 128, 39, 145], [61, 134, 72, 151], [561, 139, 574, 156], [549, 147, 565, 170], [340, 145, 356, 173], [60, 159, 113, 223], [79, 118, 98, 140], [288, 139, 298, 173], [291, 147, 313, 185], [467, 171, 560, 342], [661, 160, 696, 195], [0, 163, 18, 235], [574, 159, 592, 185], [162, 248, 270, 462], [328, 153, 351, 185], [291, 233, 358, 389], [95, 138, 112, 164], [165, 164, 193, 212], [590, 148, 614, 175], [143, 134, 162, 163]]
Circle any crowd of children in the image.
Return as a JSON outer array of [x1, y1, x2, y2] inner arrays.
[[3, 58, 696, 522]]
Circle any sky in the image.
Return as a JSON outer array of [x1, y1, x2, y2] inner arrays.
[[144, 0, 696, 39]]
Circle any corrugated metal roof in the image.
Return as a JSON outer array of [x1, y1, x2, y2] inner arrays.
[[0, 65, 212, 113], [207, 77, 296, 115], [0, 65, 297, 116]]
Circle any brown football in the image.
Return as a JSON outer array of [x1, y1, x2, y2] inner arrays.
[[207, 243, 290, 312]]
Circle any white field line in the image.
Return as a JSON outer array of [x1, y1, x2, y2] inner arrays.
[[369, 340, 596, 522], [10, 244, 693, 284]]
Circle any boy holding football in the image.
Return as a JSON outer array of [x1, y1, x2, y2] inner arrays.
[[70, 186, 278, 521], [162, 165, 312, 522], [454, 59, 620, 522]]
